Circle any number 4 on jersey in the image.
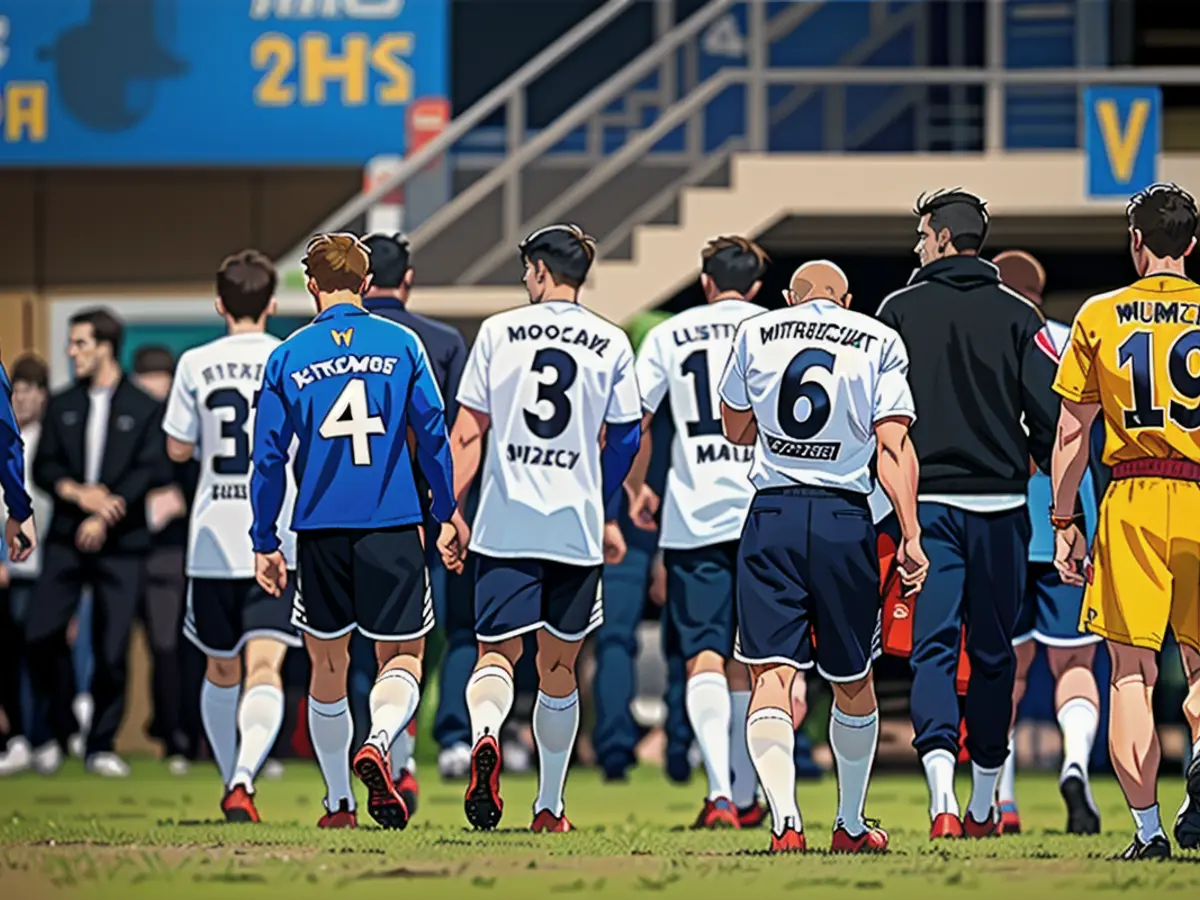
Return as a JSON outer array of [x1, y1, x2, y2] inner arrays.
[[319, 378, 386, 466]]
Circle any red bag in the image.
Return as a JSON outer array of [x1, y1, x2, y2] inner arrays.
[[877, 533, 970, 697]]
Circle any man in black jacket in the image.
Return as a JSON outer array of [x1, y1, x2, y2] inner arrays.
[[876, 190, 1060, 840], [25, 308, 167, 777]]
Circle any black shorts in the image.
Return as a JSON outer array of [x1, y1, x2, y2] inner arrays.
[[184, 576, 302, 658], [293, 526, 433, 641], [664, 541, 738, 659], [474, 554, 603, 642]]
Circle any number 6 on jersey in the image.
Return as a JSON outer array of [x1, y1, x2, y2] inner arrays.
[[319, 378, 385, 466]]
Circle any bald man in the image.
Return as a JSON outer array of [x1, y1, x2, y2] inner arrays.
[[717, 259, 927, 854], [992, 250, 1102, 837]]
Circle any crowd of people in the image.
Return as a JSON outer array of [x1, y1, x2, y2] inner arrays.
[[0, 183, 1197, 860]]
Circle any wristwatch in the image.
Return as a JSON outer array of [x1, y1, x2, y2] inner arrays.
[[1049, 507, 1083, 530]]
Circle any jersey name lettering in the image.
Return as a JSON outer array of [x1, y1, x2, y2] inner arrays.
[[199, 361, 266, 385], [764, 437, 842, 460], [289, 354, 399, 389], [506, 323, 611, 357], [1115, 300, 1200, 326], [506, 444, 581, 470], [696, 442, 753, 464], [759, 320, 878, 351], [671, 322, 739, 346]]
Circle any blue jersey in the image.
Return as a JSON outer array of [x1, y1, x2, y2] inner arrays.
[[0, 365, 31, 523], [249, 305, 455, 552]]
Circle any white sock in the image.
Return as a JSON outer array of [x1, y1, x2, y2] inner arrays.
[[467, 665, 514, 745], [532, 690, 579, 817], [686, 672, 733, 801], [390, 723, 415, 781], [998, 734, 1016, 805], [921, 749, 959, 818], [200, 680, 240, 787], [1132, 803, 1165, 843], [966, 762, 1001, 824], [829, 706, 878, 835], [367, 668, 421, 752], [1057, 697, 1099, 782], [230, 685, 284, 792], [308, 696, 355, 812], [746, 707, 802, 837], [729, 690, 757, 809]]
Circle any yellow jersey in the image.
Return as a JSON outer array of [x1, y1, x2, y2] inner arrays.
[[1053, 274, 1200, 466]]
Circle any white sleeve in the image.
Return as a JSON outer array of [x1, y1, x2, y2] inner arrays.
[[873, 332, 917, 423], [605, 335, 643, 424], [717, 325, 751, 411], [456, 323, 492, 415], [634, 330, 669, 415], [162, 355, 200, 443]]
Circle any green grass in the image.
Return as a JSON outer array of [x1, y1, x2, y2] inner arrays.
[[0, 761, 1195, 899]]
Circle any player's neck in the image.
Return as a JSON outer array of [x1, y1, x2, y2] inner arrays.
[[538, 286, 578, 304], [318, 291, 363, 311], [707, 290, 743, 304], [90, 360, 121, 391], [1141, 255, 1189, 279], [365, 287, 408, 305], [227, 317, 266, 336]]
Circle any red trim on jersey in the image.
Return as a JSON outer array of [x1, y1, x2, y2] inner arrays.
[[1034, 328, 1060, 363]]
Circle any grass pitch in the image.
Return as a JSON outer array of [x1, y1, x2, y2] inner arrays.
[[0, 760, 1194, 899]]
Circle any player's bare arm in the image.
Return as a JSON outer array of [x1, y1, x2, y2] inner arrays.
[[1050, 398, 1100, 587], [449, 405, 488, 509], [719, 401, 757, 446], [166, 435, 195, 463], [622, 411, 659, 530], [875, 416, 928, 593]]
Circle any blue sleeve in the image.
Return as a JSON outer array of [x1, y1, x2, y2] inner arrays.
[[0, 372, 31, 522], [407, 343, 457, 522], [1088, 416, 1110, 505], [249, 358, 294, 553], [601, 420, 641, 516]]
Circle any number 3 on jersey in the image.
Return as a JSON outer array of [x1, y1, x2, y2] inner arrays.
[[525, 348, 578, 439], [319, 378, 386, 465], [1118, 329, 1200, 430]]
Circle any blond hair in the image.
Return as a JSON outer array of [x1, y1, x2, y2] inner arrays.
[[302, 232, 371, 294]]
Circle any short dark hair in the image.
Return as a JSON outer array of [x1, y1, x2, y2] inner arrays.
[[217, 249, 277, 321], [914, 189, 990, 253], [133, 345, 175, 376], [362, 233, 412, 289], [69, 307, 124, 357], [701, 236, 770, 294], [10, 354, 48, 390], [1127, 183, 1198, 259], [518, 224, 596, 289]]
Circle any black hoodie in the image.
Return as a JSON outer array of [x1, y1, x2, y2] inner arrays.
[[876, 256, 1060, 496]]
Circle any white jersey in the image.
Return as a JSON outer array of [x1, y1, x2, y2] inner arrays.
[[718, 298, 915, 494], [636, 299, 764, 549], [458, 301, 642, 566], [163, 332, 298, 579]]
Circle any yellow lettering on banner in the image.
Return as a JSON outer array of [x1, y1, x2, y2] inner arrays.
[[252, 34, 296, 106], [301, 33, 368, 106], [372, 33, 413, 105], [2, 82, 48, 143], [1095, 98, 1150, 184]]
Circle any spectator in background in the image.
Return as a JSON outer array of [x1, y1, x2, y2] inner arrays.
[[131, 346, 199, 774], [360, 232, 474, 783], [0, 355, 52, 775], [25, 308, 167, 778]]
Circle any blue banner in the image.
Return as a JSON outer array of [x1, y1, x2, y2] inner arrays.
[[1084, 86, 1160, 199], [0, 0, 447, 165]]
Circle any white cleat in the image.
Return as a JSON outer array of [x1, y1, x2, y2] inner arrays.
[[32, 741, 63, 776], [68, 733, 86, 759], [166, 755, 190, 776], [260, 758, 285, 780], [0, 737, 33, 776], [86, 752, 130, 778], [437, 743, 471, 780]]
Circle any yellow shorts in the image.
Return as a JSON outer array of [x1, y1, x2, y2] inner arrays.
[[1083, 476, 1200, 652]]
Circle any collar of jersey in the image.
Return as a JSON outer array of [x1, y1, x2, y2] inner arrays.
[[314, 305, 371, 322], [363, 295, 405, 311], [1135, 272, 1198, 292]]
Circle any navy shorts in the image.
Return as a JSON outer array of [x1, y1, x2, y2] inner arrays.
[[664, 541, 738, 659], [1014, 562, 1099, 648], [735, 486, 880, 681], [474, 554, 603, 643], [294, 526, 433, 641], [184, 576, 302, 658]]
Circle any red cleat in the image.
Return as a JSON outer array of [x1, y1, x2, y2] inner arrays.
[[464, 733, 504, 831], [531, 809, 572, 833], [831, 820, 889, 853], [221, 785, 260, 824], [352, 743, 410, 830], [317, 799, 358, 829], [738, 803, 768, 829], [963, 810, 1001, 838], [692, 797, 741, 829], [770, 824, 807, 853], [999, 802, 1021, 835], [930, 812, 963, 839], [395, 767, 419, 820]]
